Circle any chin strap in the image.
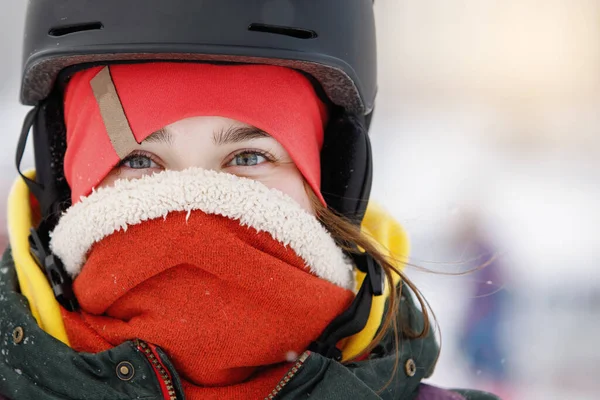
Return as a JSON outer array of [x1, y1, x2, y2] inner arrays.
[[15, 108, 44, 202], [16, 106, 78, 312], [309, 252, 383, 361]]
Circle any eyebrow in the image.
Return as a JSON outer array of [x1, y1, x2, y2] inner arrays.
[[143, 128, 173, 145], [213, 126, 269, 145], [142, 125, 269, 146]]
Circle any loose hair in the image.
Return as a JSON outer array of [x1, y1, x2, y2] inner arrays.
[[308, 190, 436, 389]]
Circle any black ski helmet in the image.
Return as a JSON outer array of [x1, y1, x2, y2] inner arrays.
[[18, 0, 377, 226], [17, 1, 382, 352]]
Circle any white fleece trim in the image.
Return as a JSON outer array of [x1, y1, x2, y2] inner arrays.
[[49, 168, 353, 289]]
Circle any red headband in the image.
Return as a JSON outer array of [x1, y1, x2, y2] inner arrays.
[[63, 63, 328, 203]]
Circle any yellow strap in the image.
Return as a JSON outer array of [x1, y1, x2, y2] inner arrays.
[[7, 171, 70, 346]]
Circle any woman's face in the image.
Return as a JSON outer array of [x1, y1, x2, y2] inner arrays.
[[100, 116, 314, 212]]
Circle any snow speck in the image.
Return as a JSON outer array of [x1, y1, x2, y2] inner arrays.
[[14, 368, 22, 375], [486, 280, 493, 285], [0, 267, 8, 274], [285, 351, 298, 362]]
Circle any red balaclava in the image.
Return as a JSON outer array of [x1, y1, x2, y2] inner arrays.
[[51, 64, 354, 400]]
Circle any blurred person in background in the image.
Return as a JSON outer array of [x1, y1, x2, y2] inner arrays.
[[455, 211, 511, 399], [0, 1, 500, 400]]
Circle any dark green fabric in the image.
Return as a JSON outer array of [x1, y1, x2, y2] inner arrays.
[[273, 290, 501, 400], [278, 290, 440, 400], [0, 249, 184, 400], [0, 248, 500, 400], [277, 292, 438, 399]]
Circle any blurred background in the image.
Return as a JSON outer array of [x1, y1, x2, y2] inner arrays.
[[1, 1, 599, 399]]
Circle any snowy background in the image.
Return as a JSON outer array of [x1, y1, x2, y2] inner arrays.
[[2, 1, 599, 399]]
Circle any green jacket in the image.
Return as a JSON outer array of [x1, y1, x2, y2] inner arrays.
[[0, 249, 499, 400]]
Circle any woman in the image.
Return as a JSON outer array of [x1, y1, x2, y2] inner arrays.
[[0, 1, 500, 399]]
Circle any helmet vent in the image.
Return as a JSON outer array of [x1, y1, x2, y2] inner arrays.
[[48, 22, 104, 37], [248, 23, 317, 39]]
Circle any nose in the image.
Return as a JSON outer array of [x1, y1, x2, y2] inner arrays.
[[161, 121, 223, 172]]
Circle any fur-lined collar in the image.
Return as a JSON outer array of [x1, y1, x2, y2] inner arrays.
[[50, 168, 353, 289]]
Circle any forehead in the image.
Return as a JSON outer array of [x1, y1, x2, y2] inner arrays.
[[143, 117, 270, 146]]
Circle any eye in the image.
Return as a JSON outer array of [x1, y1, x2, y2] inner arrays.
[[120, 155, 160, 169], [226, 151, 269, 167]]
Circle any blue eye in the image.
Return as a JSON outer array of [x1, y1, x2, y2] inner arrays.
[[227, 152, 268, 167], [122, 155, 160, 169]]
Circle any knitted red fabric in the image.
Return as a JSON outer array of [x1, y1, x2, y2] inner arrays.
[[61, 212, 354, 399], [63, 63, 328, 204]]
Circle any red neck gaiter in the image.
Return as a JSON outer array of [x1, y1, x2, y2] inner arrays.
[[53, 169, 355, 399]]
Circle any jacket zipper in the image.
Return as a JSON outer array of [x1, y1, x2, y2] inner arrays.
[[136, 339, 179, 400], [265, 351, 310, 400], [135, 340, 308, 400]]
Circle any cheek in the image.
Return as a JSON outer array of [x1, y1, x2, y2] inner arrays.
[[97, 170, 121, 189], [261, 168, 315, 214]]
